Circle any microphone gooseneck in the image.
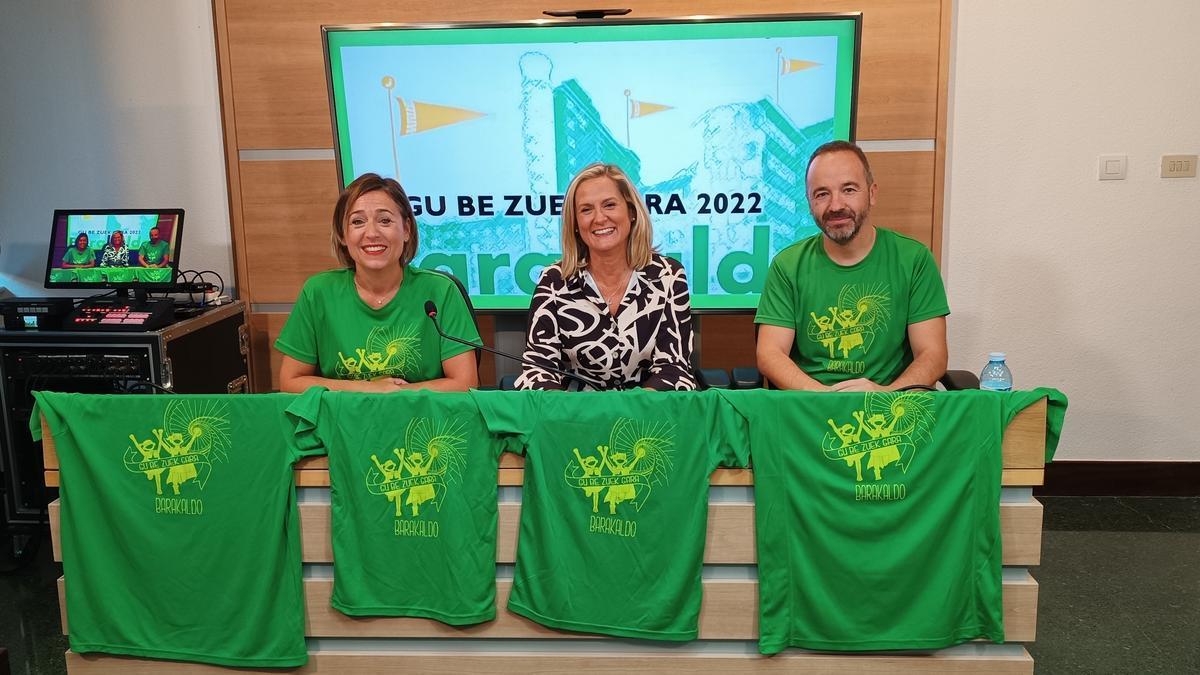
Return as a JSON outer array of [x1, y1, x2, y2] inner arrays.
[[424, 299, 603, 390]]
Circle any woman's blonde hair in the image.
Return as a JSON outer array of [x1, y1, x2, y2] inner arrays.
[[331, 173, 419, 269], [560, 163, 654, 278]]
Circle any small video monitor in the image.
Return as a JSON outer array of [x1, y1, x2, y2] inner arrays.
[[44, 209, 184, 289]]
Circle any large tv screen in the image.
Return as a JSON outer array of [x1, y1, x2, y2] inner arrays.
[[324, 14, 860, 310]]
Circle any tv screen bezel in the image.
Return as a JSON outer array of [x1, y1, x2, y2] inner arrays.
[[44, 208, 186, 291]]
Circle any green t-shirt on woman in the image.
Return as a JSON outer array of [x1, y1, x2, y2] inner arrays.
[[755, 228, 949, 386], [62, 246, 95, 266], [275, 267, 479, 383]]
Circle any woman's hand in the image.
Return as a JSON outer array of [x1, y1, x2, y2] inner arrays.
[[370, 376, 409, 393], [278, 356, 411, 393]]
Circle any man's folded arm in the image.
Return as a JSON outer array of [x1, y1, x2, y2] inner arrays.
[[756, 323, 830, 391]]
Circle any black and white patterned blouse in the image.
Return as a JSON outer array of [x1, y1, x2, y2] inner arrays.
[[515, 253, 697, 391], [99, 245, 129, 267]]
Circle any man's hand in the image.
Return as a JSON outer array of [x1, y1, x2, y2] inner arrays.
[[829, 378, 887, 392]]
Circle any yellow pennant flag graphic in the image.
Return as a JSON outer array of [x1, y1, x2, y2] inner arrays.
[[780, 58, 820, 76], [629, 99, 673, 119], [396, 97, 485, 135]]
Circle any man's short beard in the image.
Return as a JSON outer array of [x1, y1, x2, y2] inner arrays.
[[816, 209, 867, 244]]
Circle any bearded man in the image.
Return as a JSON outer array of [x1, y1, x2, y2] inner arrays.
[[754, 141, 949, 391]]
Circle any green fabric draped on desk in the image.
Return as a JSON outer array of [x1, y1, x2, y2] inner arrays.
[[472, 389, 751, 641], [287, 389, 510, 625], [32, 392, 318, 668], [721, 387, 1066, 653], [32, 387, 1066, 664]]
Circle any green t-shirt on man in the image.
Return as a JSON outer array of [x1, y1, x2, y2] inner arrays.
[[275, 266, 479, 383], [755, 228, 949, 386], [471, 389, 750, 641], [286, 389, 508, 624], [31, 392, 321, 667], [139, 239, 170, 265]]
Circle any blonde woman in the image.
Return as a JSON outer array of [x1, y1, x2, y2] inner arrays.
[[515, 163, 695, 391]]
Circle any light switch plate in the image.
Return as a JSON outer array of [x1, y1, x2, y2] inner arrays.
[[1161, 154, 1197, 178], [1099, 154, 1127, 181]]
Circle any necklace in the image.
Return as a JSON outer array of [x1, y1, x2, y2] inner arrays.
[[604, 288, 622, 307], [596, 270, 632, 311], [354, 277, 399, 307]]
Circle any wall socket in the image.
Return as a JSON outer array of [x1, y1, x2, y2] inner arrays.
[[1161, 154, 1197, 178], [1098, 154, 1127, 180]]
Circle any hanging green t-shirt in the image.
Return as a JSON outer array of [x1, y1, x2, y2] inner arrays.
[[61, 246, 95, 266], [286, 389, 508, 623], [719, 388, 1067, 654], [275, 266, 479, 383], [471, 389, 750, 641], [31, 392, 322, 668], [755, 228, 949, 386], [139, 240, 170, 265]]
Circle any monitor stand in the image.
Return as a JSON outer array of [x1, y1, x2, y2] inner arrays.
[[64, 289, 175, 332], [115, 288, 151, 307]]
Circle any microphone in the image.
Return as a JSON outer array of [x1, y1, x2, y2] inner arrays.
[[425, 300, 603, 390]]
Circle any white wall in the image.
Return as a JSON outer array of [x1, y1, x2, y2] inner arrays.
[[946, 1, 1200, 460], [0, 0, 232, 298]]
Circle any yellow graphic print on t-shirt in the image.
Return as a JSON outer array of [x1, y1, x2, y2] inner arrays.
[[807, 284, 891, 374], [821, 392, 933, 499], [123, 400, 231, 511], [365, 418, 467, 525], [564, 419, 675, 526], [336, 325, 421, 380]]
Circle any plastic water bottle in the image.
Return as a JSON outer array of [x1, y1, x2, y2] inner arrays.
[[979, 352, 1013, 391]]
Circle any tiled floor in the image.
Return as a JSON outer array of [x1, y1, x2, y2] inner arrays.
[[0, 533, 67, 675], [2, 497, 1197, 674], [1029, 497, 1200, 674]]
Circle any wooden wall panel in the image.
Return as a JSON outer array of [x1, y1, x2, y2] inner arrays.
[[248, 311, 289, 392], [239, 159, 340, 302], [698, 314, 757, 370], [930, 0, 954, 263], [866, 151, 937, 248], [223, 0, 941, 150]]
